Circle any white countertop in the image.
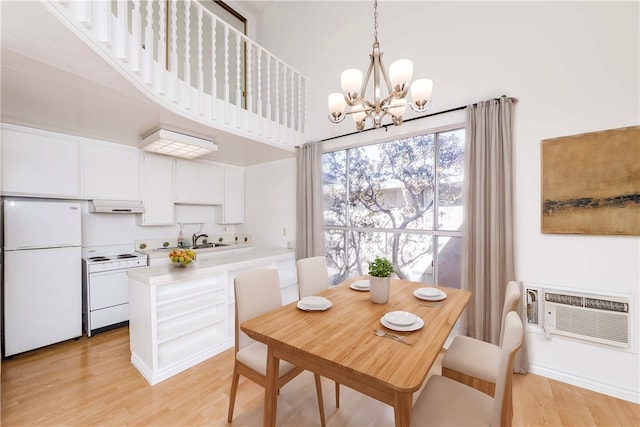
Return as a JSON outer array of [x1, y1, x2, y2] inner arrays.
[[128, 247, 295, 285], [140, 242, 253, 259]]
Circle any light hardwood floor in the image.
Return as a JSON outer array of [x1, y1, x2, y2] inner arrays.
[[1, 327, 638, 426]]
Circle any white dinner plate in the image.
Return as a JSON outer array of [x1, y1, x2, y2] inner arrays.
[[384, 311, 417, 326], [350, 279, 370, 291], [380, 316, 424, 332], [416, 287, 442, 298], [297, 296, 332, 311], [413, 288, 447, 301]]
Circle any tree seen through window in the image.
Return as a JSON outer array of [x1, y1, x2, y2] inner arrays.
[[322, 128, 464, 286]]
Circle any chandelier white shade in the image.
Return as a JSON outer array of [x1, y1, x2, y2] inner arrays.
[[139, 129, 218, 159], [328, 0, 433, 131]]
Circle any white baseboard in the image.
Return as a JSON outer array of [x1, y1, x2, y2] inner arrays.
[[528, 363, 640, 404]]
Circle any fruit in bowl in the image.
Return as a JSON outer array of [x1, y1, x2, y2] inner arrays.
[[168, 249, 196, 267]]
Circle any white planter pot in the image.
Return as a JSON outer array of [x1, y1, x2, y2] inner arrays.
[[370, 276, 390, 304]]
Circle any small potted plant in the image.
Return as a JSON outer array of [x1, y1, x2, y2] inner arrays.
[[368, 256, 394, 303]]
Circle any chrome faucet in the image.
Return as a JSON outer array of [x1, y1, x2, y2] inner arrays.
[[192, 233, 208, 248]]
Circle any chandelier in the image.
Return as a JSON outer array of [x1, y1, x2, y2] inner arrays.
[[327, 0, 433, 131]]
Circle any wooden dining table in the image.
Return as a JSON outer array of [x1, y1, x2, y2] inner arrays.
[[240, 276, 471, 427]]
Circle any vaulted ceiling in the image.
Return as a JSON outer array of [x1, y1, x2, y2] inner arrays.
[[0, 1, 293, 166]]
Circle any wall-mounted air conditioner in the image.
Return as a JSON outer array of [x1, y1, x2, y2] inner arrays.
[[543, 289, 630, 348]]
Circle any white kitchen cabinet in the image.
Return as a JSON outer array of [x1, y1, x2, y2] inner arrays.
[[1, 124, 81, 198], [82, 142, 140, 200], [137, 153, 175, 226], [175, 159, 223, 205], [218, 167, 244, 224], [129, 273, 229, 385], [128, 248, 296, 385]]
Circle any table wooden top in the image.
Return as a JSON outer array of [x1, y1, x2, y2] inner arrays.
[[241, 276, 471, 394]]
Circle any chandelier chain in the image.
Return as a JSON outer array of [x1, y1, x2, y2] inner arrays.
[[327, 0, 433, 130], [373, 0, 378, 43]]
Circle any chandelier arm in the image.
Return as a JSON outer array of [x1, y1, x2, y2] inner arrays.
[[377, 53, 399, 97], [327, 113, 347, 124], [409, 99, 432, 113], [359, 49, 376, 104]]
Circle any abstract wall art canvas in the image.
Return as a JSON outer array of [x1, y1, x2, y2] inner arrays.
[[541, 125, 640, 235]]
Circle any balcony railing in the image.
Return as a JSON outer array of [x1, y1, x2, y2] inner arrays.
[[42, 0, 306, 149]]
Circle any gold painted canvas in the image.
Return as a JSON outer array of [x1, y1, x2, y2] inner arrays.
[[541, 126, 640, 235]]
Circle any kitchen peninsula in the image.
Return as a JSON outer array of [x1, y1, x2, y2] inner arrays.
[[127, 247, 297, 385]]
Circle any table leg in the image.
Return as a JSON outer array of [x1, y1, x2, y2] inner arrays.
[[394, 392, 412, 427], [264, 346, 280, 427]]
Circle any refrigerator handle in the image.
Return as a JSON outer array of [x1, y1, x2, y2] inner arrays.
[[11, 244, 79, 250]]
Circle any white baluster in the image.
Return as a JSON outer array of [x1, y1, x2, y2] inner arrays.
[[170, 0, 178, 102], [256, 47, 262, 122], [97, 0, 111, 45], [143, 0, 154, 84], [266, 55, 272, 126], [235, 32, 241, 128], [76, 0, 92, 27], [211, 17, 217, 120], [197, 6, 204, 115], [283, 64, 287, 130], [183, 0, 191, 110], [156, 0, 166, 95], [246, 42, 253, 132], [116, 0, 127, 59], [224, 25, 230, 124], [289, 67, 294, 131], [130, 0, 141, 73], [275, 60, 280, 129]]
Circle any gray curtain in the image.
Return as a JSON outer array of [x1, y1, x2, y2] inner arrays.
[[296, 142, 325, 259], [462, 96, 528, 373]]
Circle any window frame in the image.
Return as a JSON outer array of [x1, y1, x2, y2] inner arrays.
[[322, 123, 465, 286]]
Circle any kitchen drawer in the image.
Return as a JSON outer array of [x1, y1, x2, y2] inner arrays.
[[89, 270, 129, 310], [157, 307, 224, 344], [156, 275, 226, 305], [91, 304, 128, 330], [156, 289, 225, 321]]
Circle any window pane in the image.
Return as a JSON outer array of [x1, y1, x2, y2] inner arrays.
[[437, 129, 465, 231], [325, 229, 348, 284], [348, 135, 435, 230], [323, 151, 347, 226], [347, 230, 391, 277], [322, 127, 464, 287], [396, 233, 433, 283], [436, 236, 462, 288]]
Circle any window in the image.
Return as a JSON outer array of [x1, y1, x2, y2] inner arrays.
[[322, 128, 465, 287]]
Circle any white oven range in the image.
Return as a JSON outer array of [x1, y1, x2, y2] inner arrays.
[[82, 245, 148, 336]]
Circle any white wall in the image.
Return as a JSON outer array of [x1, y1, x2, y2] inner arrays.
[[82, 203, 232, 249], [252, 1, 640, 402], [240, 158, 296, 249]]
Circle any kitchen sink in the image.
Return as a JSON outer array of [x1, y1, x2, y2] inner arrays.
[[194, 243, 229, 249]]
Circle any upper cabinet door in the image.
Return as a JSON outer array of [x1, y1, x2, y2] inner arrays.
[[201, 164, 223, 205], [82, 143, 140, 200], [1, 125, 81, 198], [175, 159, 223, 205], [137, 153, 175, 226], [220, 167, 244, 224], [175, 159, 202, 204]]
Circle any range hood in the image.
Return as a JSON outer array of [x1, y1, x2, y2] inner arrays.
[[89, 200, 145, 214]]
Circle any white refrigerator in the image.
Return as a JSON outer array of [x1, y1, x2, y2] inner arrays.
[[3, 199, 82, 356]]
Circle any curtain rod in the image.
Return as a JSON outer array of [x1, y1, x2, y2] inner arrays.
[[317, 95, 517, 143]]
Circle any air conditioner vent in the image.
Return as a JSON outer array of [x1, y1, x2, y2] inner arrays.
[[584, 298, 628, 313], [544, 290, 630, 348]]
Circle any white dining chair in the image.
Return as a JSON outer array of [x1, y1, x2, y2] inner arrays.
[[441, 280, 521, 397], [411, 311, 524, 427], [296, 255, 331, 298], [227, 268, 327, 426], [296, 256, 341, 408]]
